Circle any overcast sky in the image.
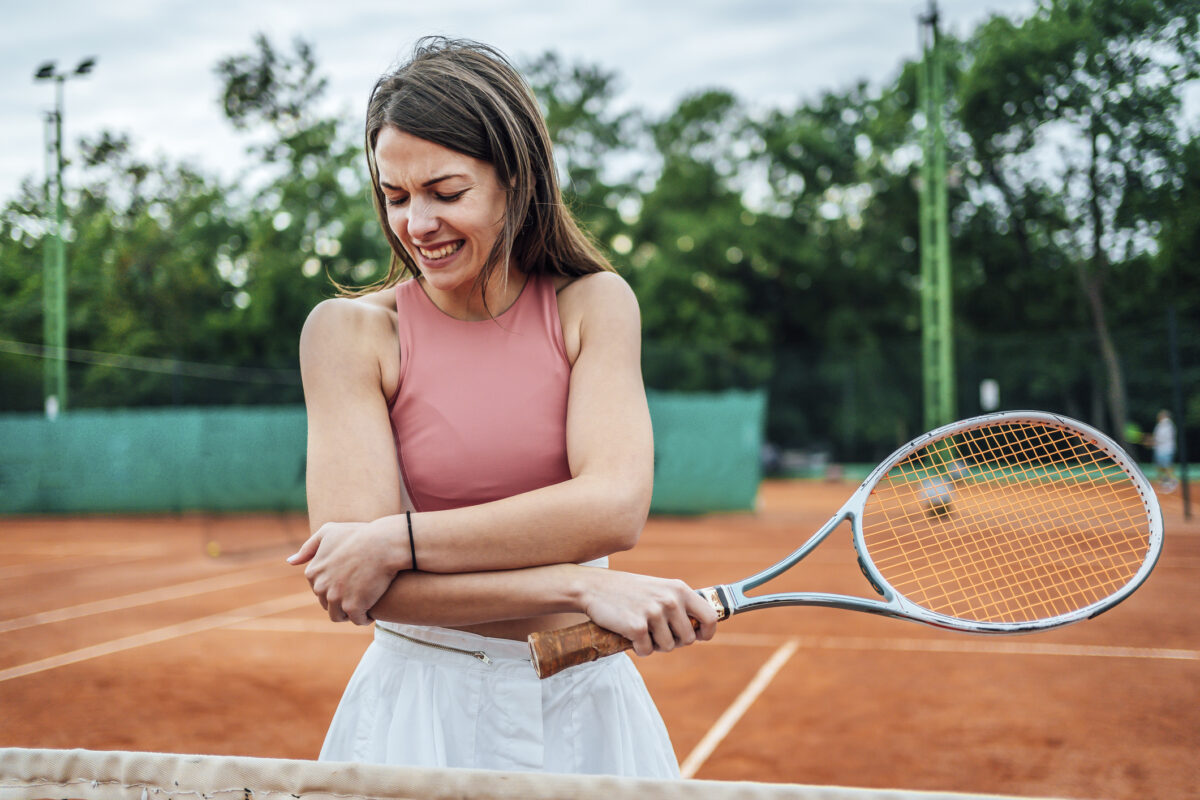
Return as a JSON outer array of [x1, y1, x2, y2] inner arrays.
[[1, 1, 1039, 201]]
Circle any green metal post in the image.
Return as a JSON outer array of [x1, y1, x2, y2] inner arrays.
[[918, 2, 956, 429], [932, 20, 955, 424], [36, 61, 89, 418], [51, 76, 68, 413], [41, 109, 57, 414], [918, 22, 935, 430]]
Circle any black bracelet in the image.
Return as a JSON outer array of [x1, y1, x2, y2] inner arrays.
[[406, 510, 418, 571]]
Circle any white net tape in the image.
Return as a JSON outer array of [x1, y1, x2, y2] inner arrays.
[[0, 748, 1067, 800]]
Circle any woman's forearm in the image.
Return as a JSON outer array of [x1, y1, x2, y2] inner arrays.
[[368, 561, 719, 657], [367, 563, 587, 627], [375, 472, 650, 575]]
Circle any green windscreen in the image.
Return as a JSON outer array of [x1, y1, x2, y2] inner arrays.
[[0, 391, 765, 515]]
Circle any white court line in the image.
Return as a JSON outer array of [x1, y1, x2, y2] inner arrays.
[[679, 639, 799, 779], [0, 593, 312, 684], [0, 544, 169, 581], [225, 620, 1200, 661], [226, 618, 372, 634], [0, 566, 293, 634], [713, 631, 1200, 661]]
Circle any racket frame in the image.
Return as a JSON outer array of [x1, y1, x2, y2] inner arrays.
[[706, 410, 1163, 634]]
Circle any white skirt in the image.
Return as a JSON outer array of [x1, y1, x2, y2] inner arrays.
[[319, 622, 681, 778]]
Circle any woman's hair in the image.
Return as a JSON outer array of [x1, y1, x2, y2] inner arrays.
[[345, 36, 614, 298]]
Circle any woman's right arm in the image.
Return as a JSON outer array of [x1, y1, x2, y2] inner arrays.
[[298, 297, 410, 621]]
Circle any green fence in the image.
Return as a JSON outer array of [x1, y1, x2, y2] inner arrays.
[[0, 406, 308, 514], [0, 391, 765, 515], [645, 389, 766, 514]]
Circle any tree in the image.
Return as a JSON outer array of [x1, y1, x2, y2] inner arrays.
[[212, 35, 387, 380], [624, 90, 774, 392], [957, 0, 1200, 441]]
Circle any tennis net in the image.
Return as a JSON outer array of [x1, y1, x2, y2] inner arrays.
[[0, 748, 1064, 800]]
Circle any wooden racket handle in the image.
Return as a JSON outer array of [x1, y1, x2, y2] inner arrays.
[[528, 617, 706, 678], [528, 620, 631, 678], [529, 587, 730, 678]]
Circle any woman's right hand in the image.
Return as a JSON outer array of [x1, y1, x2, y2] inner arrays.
[[576, 569, 719, 656], [288, 518, 409, 625]]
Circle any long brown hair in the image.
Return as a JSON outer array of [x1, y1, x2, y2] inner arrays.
[[343, 37, 614, 298]]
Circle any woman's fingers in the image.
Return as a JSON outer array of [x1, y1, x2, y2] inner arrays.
[[582, 570, 721, 657], [647, 612, 677, 652], [685, 590, 719, 641], [286, 531, 322, 565]]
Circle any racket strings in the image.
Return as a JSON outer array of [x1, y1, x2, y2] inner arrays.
[[904, 430, 1146, 621], [894, 427, 1148, 622], [906, 429, 1144, 618], [860, 421, 1150, 624], [872, 479, 1136, 621]]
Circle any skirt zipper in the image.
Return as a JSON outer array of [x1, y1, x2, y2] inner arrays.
[[376, 625, 493, 665]]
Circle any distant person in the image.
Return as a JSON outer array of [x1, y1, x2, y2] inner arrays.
[[287, 37, 716, 777], [1151, 410, 1178, 491]]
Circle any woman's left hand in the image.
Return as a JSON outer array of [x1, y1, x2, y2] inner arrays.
[[288, 519, 408, 625]]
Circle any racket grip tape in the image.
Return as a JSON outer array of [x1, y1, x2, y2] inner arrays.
[[529, 617, 705, 679], [528, 620, 634, 678], [527, 586, 730, 679]]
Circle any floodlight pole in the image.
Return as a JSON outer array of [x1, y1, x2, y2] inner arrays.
[[35, 57, 95, 417], [917, 1, 956, 429]]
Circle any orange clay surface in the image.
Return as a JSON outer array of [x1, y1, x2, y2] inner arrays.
[[0, 480, 1196, 800]]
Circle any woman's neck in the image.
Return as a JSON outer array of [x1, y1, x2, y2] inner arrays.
[[421, 266, 527, 321]]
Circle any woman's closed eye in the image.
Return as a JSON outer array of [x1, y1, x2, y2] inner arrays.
[[384, 190, 466, 207]]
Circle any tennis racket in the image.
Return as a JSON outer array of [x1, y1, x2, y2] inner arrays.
[[528, 411, 1163, 678]]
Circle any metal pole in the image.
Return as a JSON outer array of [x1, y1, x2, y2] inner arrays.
[[1168, 303, 1191, 519], [932, 16, 956, 424], [51, 75, 68, 413], [918, 6, 935, 430], [41, 109, 57, 417], [34, 57, 94, 416], [918, 1, 955, 429]]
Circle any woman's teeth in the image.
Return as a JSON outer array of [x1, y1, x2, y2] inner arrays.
[[418, 241, 464, 260]]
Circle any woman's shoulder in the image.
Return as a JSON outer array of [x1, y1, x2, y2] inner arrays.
[[553, 272, 641, 363], [300, 288, 398, 378], [303, 289, 396, 336], [553, 270, 637, 309]]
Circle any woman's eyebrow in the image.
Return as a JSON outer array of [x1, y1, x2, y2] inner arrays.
[[379, 174, 468, 191]]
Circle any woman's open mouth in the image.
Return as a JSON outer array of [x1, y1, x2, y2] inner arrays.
[[416, 240, 465, 262]]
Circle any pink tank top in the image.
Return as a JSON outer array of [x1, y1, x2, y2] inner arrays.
[[389, 273, 573, 512]]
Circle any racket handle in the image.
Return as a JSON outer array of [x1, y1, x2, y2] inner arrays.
[[528, 587, 731, 678], [528, 618, 704, 678], [528, 620, 629, 678]]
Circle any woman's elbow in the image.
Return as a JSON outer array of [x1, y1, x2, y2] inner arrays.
[[600, 480, 652, 553]]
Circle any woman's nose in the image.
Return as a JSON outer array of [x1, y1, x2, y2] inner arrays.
[[406, 198, 439, 239]]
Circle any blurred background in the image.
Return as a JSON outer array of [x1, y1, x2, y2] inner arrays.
[[1, 0, 1196, 477]]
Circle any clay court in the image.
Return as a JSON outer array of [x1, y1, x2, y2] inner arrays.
[[1, 479, 1195, 800]]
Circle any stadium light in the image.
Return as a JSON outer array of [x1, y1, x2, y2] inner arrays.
[[34, 56, 97, 418]]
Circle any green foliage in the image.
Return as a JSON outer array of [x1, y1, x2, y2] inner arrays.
[[0, 36, 387, 409], [956, 0, 1200, 439], [630, 90, 772, 392], [2, 18, 1197, 461], [216, 34, 329, 136]]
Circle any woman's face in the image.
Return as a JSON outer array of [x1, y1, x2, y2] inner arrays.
[[374, 126, 509, 303]]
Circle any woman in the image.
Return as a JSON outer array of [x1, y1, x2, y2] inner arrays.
[[287, 37, 717, 777]]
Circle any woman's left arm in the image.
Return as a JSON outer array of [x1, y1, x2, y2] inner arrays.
[[414, 270, 656, 568]]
